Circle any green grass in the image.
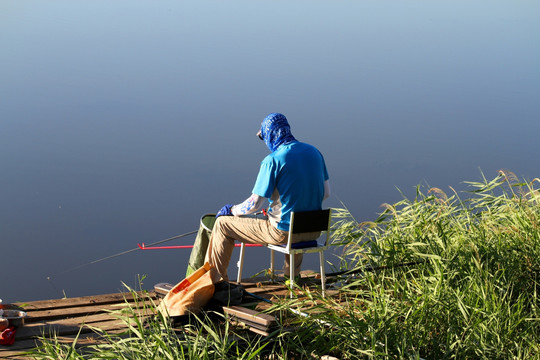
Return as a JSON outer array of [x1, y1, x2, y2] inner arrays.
[[30, 170, 539, 359], [287, 170, 539, 359]]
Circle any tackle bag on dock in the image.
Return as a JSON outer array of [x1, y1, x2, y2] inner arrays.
[[208, 281, 245, 308], [157, 262, 222, 318], [186, 214, 216, 277]]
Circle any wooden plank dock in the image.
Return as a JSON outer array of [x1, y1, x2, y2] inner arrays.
[[0, 274, 331, 359], [0, 291, 150, 359]]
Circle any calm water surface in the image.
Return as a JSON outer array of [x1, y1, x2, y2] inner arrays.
[[1, 1, 539, 302]]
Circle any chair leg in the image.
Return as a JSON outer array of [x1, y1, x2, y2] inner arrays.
[[289, 252, 295, 298], [236, 243, 245, 283], [319, 251, 326, 298], [270, 249, 275, 282]]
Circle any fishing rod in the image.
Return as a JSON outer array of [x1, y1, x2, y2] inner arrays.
[[325, 260, 425, 278], [46, 229, 198, 280], [138, 243, 263, 250], [137, 211, 270, 250]]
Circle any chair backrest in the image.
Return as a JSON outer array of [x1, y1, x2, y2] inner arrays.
[[287, 209, 332, 250]]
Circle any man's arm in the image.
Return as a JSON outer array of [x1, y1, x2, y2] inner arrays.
[[324, 180, 331, 201], [231, 193, 266, 216]]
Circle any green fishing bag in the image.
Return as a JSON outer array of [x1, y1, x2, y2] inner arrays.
[[186, 214, 216, 277]]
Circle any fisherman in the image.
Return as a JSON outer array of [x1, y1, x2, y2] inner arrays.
[[204, 113, 330, 281]]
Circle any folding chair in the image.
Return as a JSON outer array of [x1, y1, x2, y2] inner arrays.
[[236, 209, 332, 298]]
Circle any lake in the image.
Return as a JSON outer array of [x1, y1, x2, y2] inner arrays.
[[1, 0, 539, 303]]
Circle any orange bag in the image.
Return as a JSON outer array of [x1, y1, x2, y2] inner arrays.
[[158, 262, 221, 317]]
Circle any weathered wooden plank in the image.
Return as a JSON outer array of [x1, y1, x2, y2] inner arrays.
[[14, 306, 157, 340], [223, 306, 275, 327], [0, 328, 128, 359], [0, 337, 41, 354], [13, 291, 156, 311], [22, 298, 157, 322]]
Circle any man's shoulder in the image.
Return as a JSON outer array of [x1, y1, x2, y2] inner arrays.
[[264, 142, 321, 163], [283, 141, 319, 152], [289, 141, 322, 156]]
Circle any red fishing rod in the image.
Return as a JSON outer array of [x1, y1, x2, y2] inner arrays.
[[138, 210, 268, 250], [137, 243, 262, 250]]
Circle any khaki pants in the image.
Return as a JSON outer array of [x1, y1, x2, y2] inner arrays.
[[204, 216, 302, 281]]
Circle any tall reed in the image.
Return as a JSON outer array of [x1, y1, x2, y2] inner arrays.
[[288, 170, 539, 359]]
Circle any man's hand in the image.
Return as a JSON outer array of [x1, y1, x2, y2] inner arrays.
[[216, 204, 233, 218]]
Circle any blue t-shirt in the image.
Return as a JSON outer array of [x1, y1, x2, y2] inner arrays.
[[252, 141, 329, 231]]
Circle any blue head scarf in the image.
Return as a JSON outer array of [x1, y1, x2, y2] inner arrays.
[[260, 113, 296, 152]]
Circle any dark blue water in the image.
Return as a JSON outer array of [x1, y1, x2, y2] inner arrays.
[[1, 1, 539, 302]]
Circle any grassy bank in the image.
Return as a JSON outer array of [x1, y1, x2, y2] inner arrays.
[[285, 170, 539, 359], [30, 171, 539, 359]]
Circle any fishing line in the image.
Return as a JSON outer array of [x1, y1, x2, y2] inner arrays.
[[325, 260, 425, 277], [47, 276, 66, 299], [46, 230, 198, 282]]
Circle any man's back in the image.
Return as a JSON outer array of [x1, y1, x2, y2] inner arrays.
[[255, 141, 329, 230]]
